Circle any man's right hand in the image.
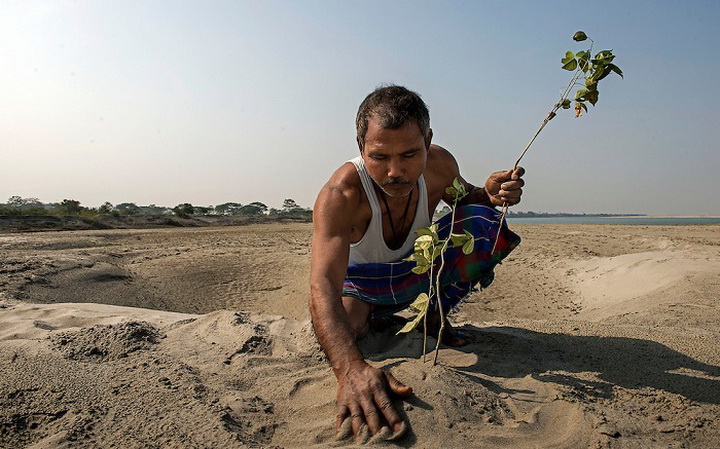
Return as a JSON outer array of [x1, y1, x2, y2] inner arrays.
[[335, 360, 413, 441]]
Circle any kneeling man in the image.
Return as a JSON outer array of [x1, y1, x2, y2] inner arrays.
[[309, 85, 524, 440]]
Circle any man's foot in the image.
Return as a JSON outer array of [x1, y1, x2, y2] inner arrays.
[[367, 314, 409, 331], [424, 309, 472, 347]]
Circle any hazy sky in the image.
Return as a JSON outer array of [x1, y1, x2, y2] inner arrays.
[[2, 0, 719, 215]]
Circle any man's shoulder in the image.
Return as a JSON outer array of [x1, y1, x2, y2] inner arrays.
[[427, 144, 457, 168], [425, 144, 460, 185], [315, 161, 365, 214], [325, 160, 362, 195]]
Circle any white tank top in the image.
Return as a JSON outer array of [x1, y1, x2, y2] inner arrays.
[[348, 156, 431, 264]]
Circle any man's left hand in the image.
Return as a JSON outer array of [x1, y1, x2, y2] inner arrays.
[[485, 166, 525, 206]]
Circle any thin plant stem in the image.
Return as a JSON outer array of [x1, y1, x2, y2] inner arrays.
[[490, 64, 586, 256], [431, 194, 461, 365], [422, 261, 435, 363]]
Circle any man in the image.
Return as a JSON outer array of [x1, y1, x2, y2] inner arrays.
[[309, 85, 524, 441]]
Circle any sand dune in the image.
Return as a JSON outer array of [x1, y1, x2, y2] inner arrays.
[[1, 224, 719, 448]]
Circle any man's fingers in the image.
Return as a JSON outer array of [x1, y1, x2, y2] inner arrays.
[[374, 388, 404, 434], [349, 403, 364, 437], [336, 405, 349, 434], [502, 177, 525, 189], [360, 399, 382, 435], [490, 169, 513, 183], [384, 371, 413, 397], [512, 166, 525, 179]]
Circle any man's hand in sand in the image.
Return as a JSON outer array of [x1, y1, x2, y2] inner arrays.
[[335, 361, 412, 441], [484, 166, 525, 206]]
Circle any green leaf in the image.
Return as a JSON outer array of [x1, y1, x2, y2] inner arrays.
[[462, 235, 474, 255], [593, 50, 615, 64], [561, 51, 575, 64], [445, 186, 458, 197], [589, 65, 605, 82], [573, 31, 588, 42], [409, 251, 430, 266], [403, 253, 417, 262], [423, 247, 432, 263], [586, 90, 599, 106], [607, 63, 623, 78], [575, 50, 587, 59], [574, 88, 589, 100], [452, 178, 465, 195], [415, 228, 434, 237], [561, 99, 571, 109], [411, 264, 431, 275], [414, 234, 434, 251], [450, 232, 469, 247], [562, 58, 577, 71]]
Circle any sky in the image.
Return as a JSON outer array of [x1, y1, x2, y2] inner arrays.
[[1, 0, 719, 216]]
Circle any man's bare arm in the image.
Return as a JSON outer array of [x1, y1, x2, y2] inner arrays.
[[429, 145, 524, 207], [309, 182, 364, 375], [309, 178, 411, 439]]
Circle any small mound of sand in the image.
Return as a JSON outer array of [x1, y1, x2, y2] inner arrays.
[[51, 321, 163, 361]]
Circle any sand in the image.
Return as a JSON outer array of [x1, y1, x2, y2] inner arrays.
[[1, 223, 719, 448]]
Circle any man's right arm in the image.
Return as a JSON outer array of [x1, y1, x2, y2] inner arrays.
[[309, 175, 410, 440], [309, 180, 365, 378]]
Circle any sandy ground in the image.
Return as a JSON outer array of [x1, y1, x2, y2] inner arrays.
[[1, 223, 719, 448]]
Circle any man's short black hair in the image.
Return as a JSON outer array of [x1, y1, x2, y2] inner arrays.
[[355, 85, 430, 150]]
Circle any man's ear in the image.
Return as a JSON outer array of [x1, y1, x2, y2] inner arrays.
[[425, 129, 433, 150]]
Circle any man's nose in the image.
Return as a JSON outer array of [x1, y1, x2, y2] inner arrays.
[[386, 159, 404, 178]]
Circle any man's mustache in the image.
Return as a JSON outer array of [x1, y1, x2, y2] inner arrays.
[[382, 178, 412, 187]]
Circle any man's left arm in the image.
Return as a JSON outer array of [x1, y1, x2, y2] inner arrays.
[[429, 144, 525, 207], [457, 167, 525, 207]]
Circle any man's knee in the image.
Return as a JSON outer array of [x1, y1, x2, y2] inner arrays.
[[341, 296, 372, 338]]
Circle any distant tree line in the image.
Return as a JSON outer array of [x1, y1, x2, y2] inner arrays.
[[0, 196, 312, 219]]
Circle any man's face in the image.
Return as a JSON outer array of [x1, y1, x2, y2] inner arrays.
[[360, 116, 431, 198]]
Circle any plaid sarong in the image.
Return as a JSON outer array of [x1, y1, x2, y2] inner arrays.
[[342, 204, 520, 313]]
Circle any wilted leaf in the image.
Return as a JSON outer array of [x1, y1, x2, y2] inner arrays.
[[574, 101, 587, 118], [573, 31, 588, 42], [561, 99, 571, 109], [410, 292, 430, 311], [396, 293, 430, 334]]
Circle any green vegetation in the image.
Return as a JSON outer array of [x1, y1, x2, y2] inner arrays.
[[398, 179, 470, 365], [402, 31, 623, 365], [0, 196, 311, 221]]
